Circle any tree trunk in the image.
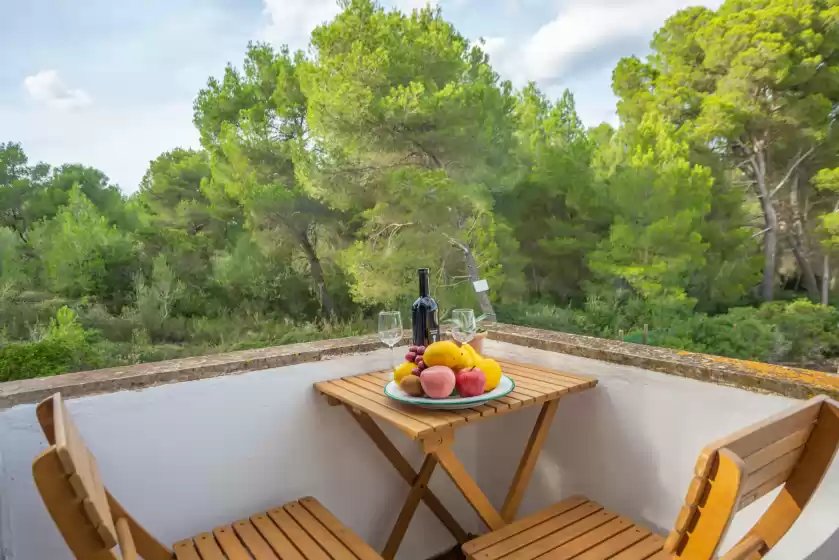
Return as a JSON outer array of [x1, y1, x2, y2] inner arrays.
[[789, 174, 820, 301], [463, 248, 496, 319], [446, 235, 496, 319], [297, 229, 335, 317], [789, 237, 820, 301], [823, 254, 830, 305], [759, 195, 778, 302], [751, 146, 776, 301]]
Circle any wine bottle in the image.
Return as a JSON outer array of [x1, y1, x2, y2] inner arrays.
[[412, 268, 440, 346]]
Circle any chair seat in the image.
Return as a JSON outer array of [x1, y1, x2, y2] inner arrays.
[[173, 497, 381, 560], [462, 496, 667, 560]]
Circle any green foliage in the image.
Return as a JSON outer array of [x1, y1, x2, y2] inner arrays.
[[682, 308, 780, 362], [0, 306, 94, 381], [0, 340, 73, 382], [757, 299, 839, 362], [588, 114, 712, 300], [124, 255, 185, 341], [29, 187, 139, 309], [5, 0, 839, 381], [303, 0, 521, 311]]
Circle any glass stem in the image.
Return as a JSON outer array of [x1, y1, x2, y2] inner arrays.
[[390, 345, 396, 370]]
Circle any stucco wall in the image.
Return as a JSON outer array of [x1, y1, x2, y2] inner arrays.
[[478, 341, 839, 559], [0, 341, 837, 559], [0, 348, 481, 560]]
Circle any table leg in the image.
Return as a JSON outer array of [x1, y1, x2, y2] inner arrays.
[[432, 445, 505, 531], [500, 400, 560, 522], [382, 455, 437, 559], [346, 407, 469, 546]]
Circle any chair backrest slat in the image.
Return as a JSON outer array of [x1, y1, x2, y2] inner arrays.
[[665, 395, 839, 559], [33, 393, 176, 560], [49, 394, 119, 548]]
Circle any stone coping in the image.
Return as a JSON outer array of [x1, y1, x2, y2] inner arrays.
[[1, 324, 837, 408], [0, 334, 383, 408], [487, 324, 839, 401]]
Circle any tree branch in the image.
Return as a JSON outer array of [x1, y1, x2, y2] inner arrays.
[[769, 145, 817, 198], [751, 226, 772, 239]]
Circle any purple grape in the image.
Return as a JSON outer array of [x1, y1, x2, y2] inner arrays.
[[417, 346, 426, 355], [414, 355, 423, 364], [411, 368, 420, 375], [405, 352, 417, 362], [409, 345, 419, 353], [416, 359, 425, 369]]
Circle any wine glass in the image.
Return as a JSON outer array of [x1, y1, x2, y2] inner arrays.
[[451, 309, 477, 345], [378, 310, 403, 373]]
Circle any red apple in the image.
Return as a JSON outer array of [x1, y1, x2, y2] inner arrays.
[[456, 367, 486, 397]]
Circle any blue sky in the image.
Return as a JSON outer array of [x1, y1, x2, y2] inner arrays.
[[0, 0, 719, 193]]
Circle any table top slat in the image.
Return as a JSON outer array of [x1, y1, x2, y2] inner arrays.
[[503, 372, 566, 393], [498, 363, 586, 389], [316, 381, 430, 438], [341, 377, 467, 428], [329, 378, 453, 431], [316, 358, 596, 440], [505, 375, 568, 400], [497, 359, 597, 386]]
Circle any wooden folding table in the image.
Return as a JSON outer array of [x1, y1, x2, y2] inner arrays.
[[314, 358, 598, 560]]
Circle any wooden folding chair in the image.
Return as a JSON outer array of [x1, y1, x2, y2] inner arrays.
[[461, 395, 839, 560], [32, 392, 383, 560]]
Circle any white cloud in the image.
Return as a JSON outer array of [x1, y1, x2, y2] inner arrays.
[[481, 36, 508, 62], [479, 0, 723, 127], [260, 0, 441, 49], [487, 0, 722, 85], [23, 70, 92, 110], [260, 0, 342, 49], [1, 102, 199, 192]]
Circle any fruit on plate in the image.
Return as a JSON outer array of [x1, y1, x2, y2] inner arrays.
[[394, 361, 416, 384], [424, 341, 470, 370], [476, 358, 502, 392], [408, 345, 428, 374], [455, 367, 486, 397], [461, 343, 480, 366], [399, 375, 425, 397], [420, 365, 456, 398]]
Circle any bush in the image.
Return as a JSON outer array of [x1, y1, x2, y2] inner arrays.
[[687, 308, 779, 361], [0, 305, 103, 381], [77, 303, 137, 342], [0, 339, 73, 381], [496, 302, 582, 334], [499, 297, 836, 365], [757, 300, 839, 362]]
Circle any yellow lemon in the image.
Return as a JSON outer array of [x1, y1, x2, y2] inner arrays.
[[423, 340, 464, 369], [462, 342, 481, 363], [394, 361, 416, 384], [477, 358, 502, 392]]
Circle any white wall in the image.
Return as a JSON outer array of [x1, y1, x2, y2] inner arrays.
[[0, 347, 481, 560], [478, 341, 839, 559], [0, 341, 836, 559]]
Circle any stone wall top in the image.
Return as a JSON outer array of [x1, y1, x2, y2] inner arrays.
[[2, 323, 837, 407]]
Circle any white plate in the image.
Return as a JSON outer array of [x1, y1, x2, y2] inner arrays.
[[384, 375, 515, 410]]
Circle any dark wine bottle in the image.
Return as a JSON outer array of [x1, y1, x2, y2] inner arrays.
[[412, 268, 440, 346]]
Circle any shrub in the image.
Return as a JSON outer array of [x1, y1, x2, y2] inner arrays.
[[496, 302, 582, 334], [757, 300, 839, 362], [0, 339, 73, 381], [687, 308, 779, 361]]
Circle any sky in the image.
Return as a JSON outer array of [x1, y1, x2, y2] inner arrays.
[[0, 0, 721, 193]]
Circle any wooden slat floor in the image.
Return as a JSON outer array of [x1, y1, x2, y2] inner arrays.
[[462, 497, 666, 560], [174, 497, 381, 560]]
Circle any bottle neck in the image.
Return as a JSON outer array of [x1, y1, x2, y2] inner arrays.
[[418, 270, 430, 297]]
